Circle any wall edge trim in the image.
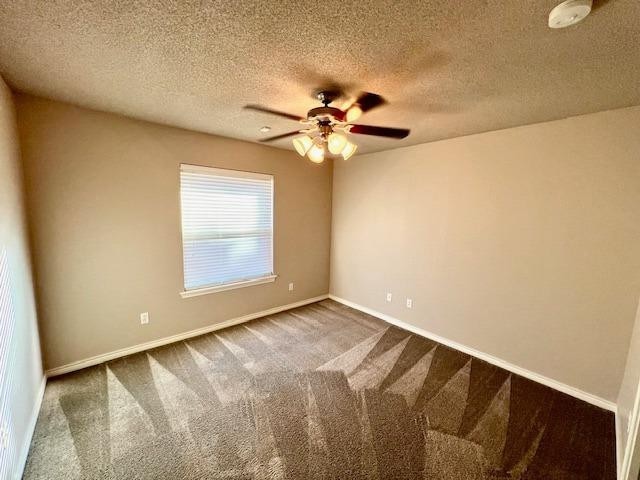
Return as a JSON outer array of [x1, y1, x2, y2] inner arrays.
[[45, 294, 329, 377], [619, 374, 640, 479], [329, 294, 617, 413]]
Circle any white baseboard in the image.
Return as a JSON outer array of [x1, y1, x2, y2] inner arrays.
[[329, 294, 617, 413], [46, 294, 329, 377], [16, 374, 46, 480], [32, 293, 624, 474]]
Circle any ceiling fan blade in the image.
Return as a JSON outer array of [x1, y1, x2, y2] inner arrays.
[[349, 124, 410, 139], [259, 130, 302, 142], [244, 104, 305, 122], [354, 92, 386, 113]]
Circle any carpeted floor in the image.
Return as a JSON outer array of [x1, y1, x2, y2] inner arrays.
[[24, 299, 616, 479]]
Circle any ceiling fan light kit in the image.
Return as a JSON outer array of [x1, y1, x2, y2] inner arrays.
[[292, 135, 313, 156], [341, 141, 358, 160], [307, 143, 326, 163], [244, 89, 410, 163], [328, 132, 348, 155]]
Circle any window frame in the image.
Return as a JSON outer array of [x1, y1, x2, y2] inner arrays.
[[178, 163, 276, 298]]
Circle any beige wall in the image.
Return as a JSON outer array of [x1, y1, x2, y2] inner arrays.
[[16, 95, 332, 371], [331, 106, 640, 403], [13, 91, 640, 404], [0, 78, 42, 476]]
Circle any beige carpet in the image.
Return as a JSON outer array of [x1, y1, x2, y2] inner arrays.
[[24, 299, 616, 479]]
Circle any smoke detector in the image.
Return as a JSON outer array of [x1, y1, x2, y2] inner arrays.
[[549, 0, 592, 28]]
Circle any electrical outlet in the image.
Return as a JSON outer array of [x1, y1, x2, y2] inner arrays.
[[140, 312, 149, 325], [288, 282, 294, 291], [386, 292, 393, 302], [406, 298, 413, 309]]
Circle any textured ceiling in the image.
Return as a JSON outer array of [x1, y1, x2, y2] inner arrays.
[[1, 0, 639, 154]]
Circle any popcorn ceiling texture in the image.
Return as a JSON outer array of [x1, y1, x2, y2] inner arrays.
[[0, 0, 639, 153]]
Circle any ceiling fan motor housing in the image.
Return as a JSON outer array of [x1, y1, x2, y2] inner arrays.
[[307, 106, 345, 122]]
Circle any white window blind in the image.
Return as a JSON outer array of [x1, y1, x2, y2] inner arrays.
[[180, 164, 274, 294], [0, 248, 18, 478]]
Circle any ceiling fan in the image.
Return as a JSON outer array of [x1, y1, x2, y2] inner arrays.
[[244, 90, 410, 163]]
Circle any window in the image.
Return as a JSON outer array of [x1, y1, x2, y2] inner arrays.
[[179, 164, 275, 297], [0, 248, 17, 478]]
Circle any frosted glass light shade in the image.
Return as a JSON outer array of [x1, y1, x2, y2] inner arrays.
[[307, 144, 325, 163], [341, 141, 357, 160], [292, 135, 313, 156], [346, 105, 363, 122], [327, 133, 348, 154]]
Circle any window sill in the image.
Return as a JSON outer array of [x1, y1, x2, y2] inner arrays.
[[179, 274, 278, 298]]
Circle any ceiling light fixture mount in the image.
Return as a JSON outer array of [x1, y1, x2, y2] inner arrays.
[[548, 0, 592, 29], [244, 89, 409, 163], [259, 126, 271, 132]]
